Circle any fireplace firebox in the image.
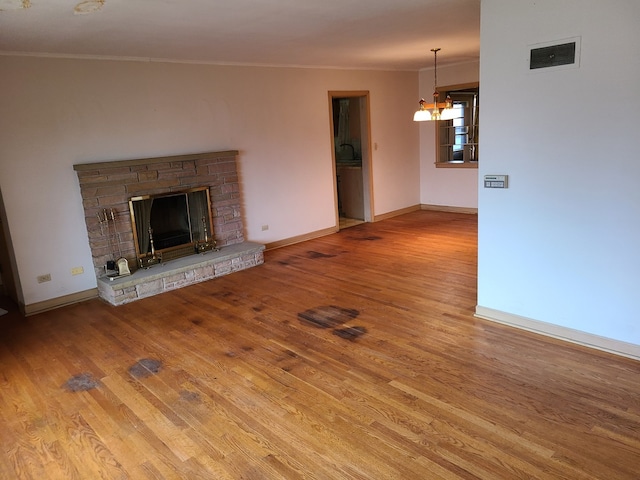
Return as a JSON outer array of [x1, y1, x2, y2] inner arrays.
[[129, 186, 216, 267]]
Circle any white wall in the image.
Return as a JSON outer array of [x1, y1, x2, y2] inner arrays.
[[0, 56, 419, 307], [418, 60, 479, 208], [478, 0, 640, 347]]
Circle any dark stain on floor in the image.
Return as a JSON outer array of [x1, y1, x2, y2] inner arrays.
[[350, 235, 383, 241], [191, 318, 203, 326], [179, 390, 201, 403], [298, 305, 360, 329], [298, 306, 368, 341], [274, 347, 301, 371], [306, 251, 336, 259], [211, 290, 233, 299], [63, 373, 100, 392], [129, 358, 162, 378], [333, 326, 367, 341], [278, 255, 302, 266]]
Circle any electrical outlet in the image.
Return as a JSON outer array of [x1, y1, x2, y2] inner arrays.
[[71, 266, 84, 276], [261, 225, 269, 231], [37, 274, 51, 283]]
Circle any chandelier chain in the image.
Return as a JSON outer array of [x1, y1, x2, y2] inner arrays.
[[431, 47, 441, 93]]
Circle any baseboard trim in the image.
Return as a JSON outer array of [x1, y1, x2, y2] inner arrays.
[[266, 204, 471, 251], [22, 288, 99, 316], [475, 306, 640, 361], [421, 204, 478, 214], [373, 205, 421, 222], [265, 226, 338, 251]]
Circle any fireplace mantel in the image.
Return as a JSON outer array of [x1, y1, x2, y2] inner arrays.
[[74, 150, 264, 305]]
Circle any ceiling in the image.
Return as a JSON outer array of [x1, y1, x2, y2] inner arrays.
[[0, 0, 480, 71]]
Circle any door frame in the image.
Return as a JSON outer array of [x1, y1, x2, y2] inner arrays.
[[328, 90, 374, 227], [0, 188, 21, 305]]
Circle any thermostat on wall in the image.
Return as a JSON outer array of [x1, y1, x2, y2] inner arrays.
[[484, 175, 508, 188]]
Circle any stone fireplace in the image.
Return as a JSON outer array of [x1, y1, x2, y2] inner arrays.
[[74, 150, 264, 305]]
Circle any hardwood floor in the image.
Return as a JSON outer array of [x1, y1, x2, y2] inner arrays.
[[1, 210, 639, 479], [339, 216, 365, 230]]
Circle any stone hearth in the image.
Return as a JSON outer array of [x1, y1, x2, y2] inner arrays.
[[74, 150, 264, 305], [97, 242, 264, 306]]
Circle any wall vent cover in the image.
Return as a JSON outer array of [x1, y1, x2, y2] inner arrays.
[[530, 42, 576, 70]]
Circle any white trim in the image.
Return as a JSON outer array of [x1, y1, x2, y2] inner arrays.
[[421, 204, 477, 214], [22, 288, 98, 316], [0, 50, 417, 72], [475, 306, 640, 361], [373, 205, 421, 222]]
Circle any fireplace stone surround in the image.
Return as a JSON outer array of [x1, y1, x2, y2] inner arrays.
[[74, 150, 264, 305]]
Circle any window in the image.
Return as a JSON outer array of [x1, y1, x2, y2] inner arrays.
[[436, 83, 479, 168]]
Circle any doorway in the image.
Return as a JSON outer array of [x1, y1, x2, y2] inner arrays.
[[0, 188, 20, 312], [329, 91, 373, 229]]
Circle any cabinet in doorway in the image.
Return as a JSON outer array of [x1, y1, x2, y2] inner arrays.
[[337, 166, 364, 220]]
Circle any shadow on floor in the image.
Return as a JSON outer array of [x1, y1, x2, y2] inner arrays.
[[0, 294, 18, 317]]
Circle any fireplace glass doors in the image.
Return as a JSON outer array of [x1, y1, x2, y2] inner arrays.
[[129, 187, 215, 266]]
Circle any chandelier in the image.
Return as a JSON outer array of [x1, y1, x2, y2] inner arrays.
[[413, 48, 456, 122]]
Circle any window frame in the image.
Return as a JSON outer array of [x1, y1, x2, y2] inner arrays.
[[435, 82, 479, 169]]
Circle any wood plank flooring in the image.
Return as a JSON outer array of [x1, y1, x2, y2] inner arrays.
[[1, 210, 639, 479]]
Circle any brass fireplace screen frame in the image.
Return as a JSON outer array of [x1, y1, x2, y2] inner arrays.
[[128, 186, 216, 267]]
